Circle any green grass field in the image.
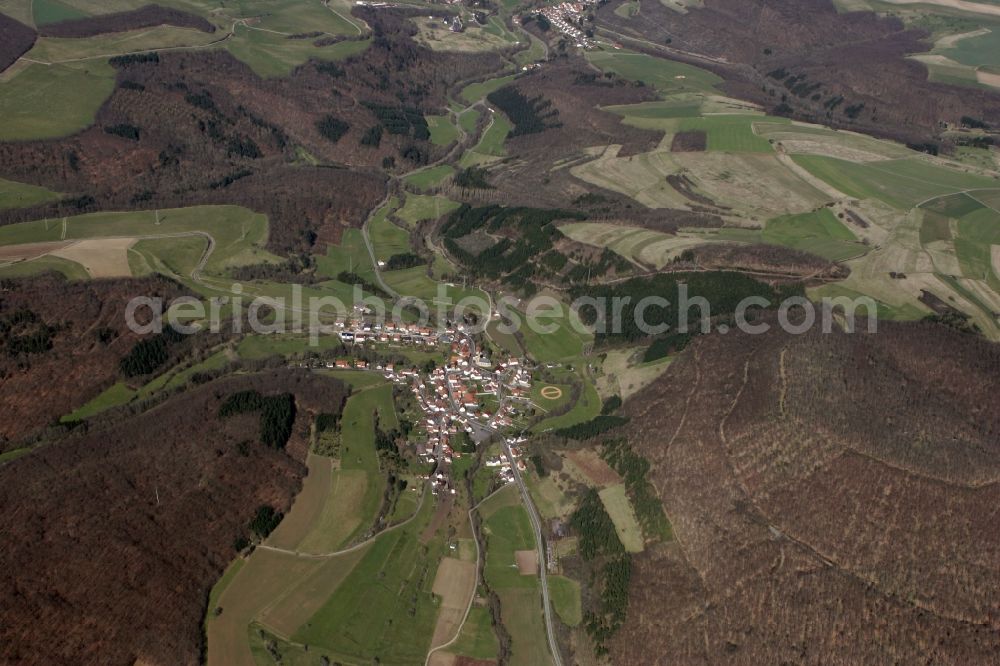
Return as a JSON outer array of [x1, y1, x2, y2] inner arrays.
[[134, 349, 230, 400], [0, 60, 115, 140], [459, 110, 513, 167], [451, 606, 499, 660], [548, 575, 582, 627], [382, 265, 489, 309], [0, 177, 60, 210], [518, 306, 590, 363], [226, 26, 369, 78], [292, 493, 443, 664], [0, 205, 279, 275], [204, 558, 246, 627], [955, 206, 1000, 289], [404, 164, 456, 191], [28, 24, 222, 62], [585, 50, 722, 95], [61, 382, 135, 422], [944, 27, 1000, 67], [762, 208, 865, 261], [793, 155, 1000, 209], [427, 114, 460, 146], [338, 383, 397, 542], [236, 334, 340, 360], [461, 73, 517, 103], [369, 200, 410, 263], [533, 365, 601, 432], [32, 0, 88, 24], [129, 235, 207, 279], [322, 368, 387, 389], [677, 115, 775, 153], [396, 194, 461, 226], [316, 227, 376, 280], [458, 106, 481, 133], [0, 255, 89, 281], [477, 486, 551, 665]]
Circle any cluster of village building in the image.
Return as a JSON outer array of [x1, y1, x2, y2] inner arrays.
[[309, 318, 537, 496], [526, 1, 596, 49]]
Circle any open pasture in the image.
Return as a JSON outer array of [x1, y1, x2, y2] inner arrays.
[[677, 115, 775, 152], [449, 605, 498, 660], [460, 73, 517, 103], [207, 549, 328, 666], [0, 205, 277, 272], [426, 114, 460, 146], [585, 49, 722, 94], [369, 206, 410, 263], [265, 454, 333, 551], [0, 177, 61, 210], [547, 575, 582, 627], [27, 24, 221, 62], [598, 483, 645, 553], [429, 557, 478, 651], [32, 0, 88, 24], [762, 208, 865, 261], [792, 155, 1000, 210], [316, 228, 375, 280], [477, 486, 551, 664], [225, 26, 368, 78], [383, 265, 489, 307], [295, 469, 371, 553], [292, 496, 443, 664], [459, 111, 512, 166], [397, 194, 461, 226], [405, 164, 456, 191], [532, 364, 601, 432], [0, 60, 115, 141]]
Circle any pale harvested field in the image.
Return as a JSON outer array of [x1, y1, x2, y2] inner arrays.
[[880, 0, 1000, 17], [0, 240, 71, 262], [756, 121, 911, 160], [207, 549, 325, 666], [564, 449, 621, 487], [266, 454, 332, 551], [515, 549, 539, 575], [573, 148, 829, 218], [295, 469, 368, 554], [992, 245, 1000, 277], [598, 484, 645, 553], [976, 69, 1000, 89], [428, 652, 457, 666], [429, 557, 478, 650], [256, 545, 369, 639], [599, 348, 674, 400], [51, 238, 135, 277], [937, 27, 991, 48], [559, 222, 707, 269]]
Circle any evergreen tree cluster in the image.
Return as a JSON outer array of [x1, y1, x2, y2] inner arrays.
[[119, 328, 183, 377], [362, 102, 430, 140], [317, 114, 351, 143], [486, 86, 561, 137], [0, 308, 59, 357], [218, 390, 296, 449]]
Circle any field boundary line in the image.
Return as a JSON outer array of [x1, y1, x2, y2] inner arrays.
[[256, 481, 429, 559]]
